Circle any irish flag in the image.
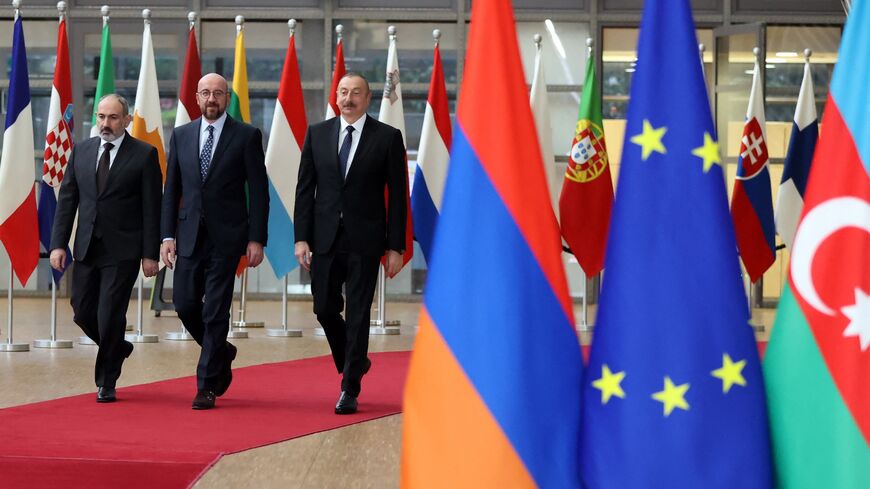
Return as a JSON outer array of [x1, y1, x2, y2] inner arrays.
[[764, 2, 870, 487], [90, 9, 114, 137]]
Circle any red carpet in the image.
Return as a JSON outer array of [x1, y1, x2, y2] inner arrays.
[[0, 351, 410, 489]]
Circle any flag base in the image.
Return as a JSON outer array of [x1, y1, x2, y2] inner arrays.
[[0, 342, 29, 352], [370, 326, 400, 336], [266, 328, 303, 338], [33, 339, 73, 349], [125, 334, 159, 343], [227, 330, 249, 339], [233, 320, 264, 328], [164, 331, 195, 341]]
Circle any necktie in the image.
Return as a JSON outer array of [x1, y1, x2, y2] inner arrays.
[[200, 125, 215, 181], [96, 142, 113, 194], [338, 126, 355, 180]]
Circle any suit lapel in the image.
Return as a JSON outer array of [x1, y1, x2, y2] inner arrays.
[[329, 118, 343, 182], [344, 116, 377, 184], [80, 137, 99, 197], [187, 120, 203, 186], [203, 115, 238, 185], [101, 132, 134, 196]]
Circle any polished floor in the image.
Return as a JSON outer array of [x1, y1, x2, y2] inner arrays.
[[0, 295, 774, 488]]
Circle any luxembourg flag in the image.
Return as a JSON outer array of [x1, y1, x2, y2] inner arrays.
[[730, 58, 777, 282], [379, 28, 413, 267], [410, 34, 451, 265], [325, 29, 345, 120], [775, 58, 818, 250], [401, 0, 583, 486], [0, 12, 39, 286], [131, 11, 166, 180], [264, 20, 307, 279], [38, 9, 73, 285]]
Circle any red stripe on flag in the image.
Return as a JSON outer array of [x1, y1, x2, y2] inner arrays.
[[278, 34, 308, 148], [0, 187, 39, 285], [327, 40, 346, 118], [428, 45, 452, 150], [732, 183, 776, 282], [179, 27, 202, 121]]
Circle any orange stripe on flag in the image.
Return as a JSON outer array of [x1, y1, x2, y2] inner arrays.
[[132, 115, 167, 182]]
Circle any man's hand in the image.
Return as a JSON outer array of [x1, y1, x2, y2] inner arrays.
[[142, 258, 159, 277], [160, 239, 176, 270], [385, 250, 403, 278], [247, 241, 264, 268], [49, 249, 67, 272], [295, 241, 312, 271]]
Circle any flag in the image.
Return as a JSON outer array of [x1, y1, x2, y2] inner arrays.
[[558, 47, 613, 277], [325, 33, 345, 120], [764, 0, 870, 486], [131, 15, 166, 181], [775, 59, 818, 250], [38, 11, 73, 285], [580, 0, 772, 486], [529, 37, 559, 215], [264, 23, 307, 279], [410, 38, 451, 265], [175, 19, 202, 127], [228, 22, 251, 275], [731, 58, 776, 282], [378, 30, 413, 268], [0, 13, 39, 286], [400, 1, 583, 487], [90, 14, 115, 137]]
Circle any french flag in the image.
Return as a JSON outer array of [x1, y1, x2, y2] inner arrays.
[[264, 21, 307, 279], [775, 59, 818, 250], [730, 58, 776, 282], [0, 13, 39, 286], [401, 0, 583, 486], [38, 11, 73, 284], [410, 37, 451, 265]]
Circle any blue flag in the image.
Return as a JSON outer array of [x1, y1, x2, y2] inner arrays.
[[579, 0, 772, 487]]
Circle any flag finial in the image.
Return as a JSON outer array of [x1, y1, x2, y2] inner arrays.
[[187, 11, 196, 27], [57, 1, 66, 18], [288, 18, 297, 36], [533, 33, 542, 48], [101, 5, 110, 26], [336, 23, 343, 40], [803, 48, 813, 61], [586, 37, 593, 56], [432, 28, 441, 45], [235, 15, 245, 33], [142, 8, 151, 24], [12, 0, 20, 18], [388, 25, 397, 40]]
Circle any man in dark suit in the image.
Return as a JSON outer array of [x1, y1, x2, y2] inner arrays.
[[50, 94, 162, 403], [294, 73, 407, 415], [160, 73, 269, 410]]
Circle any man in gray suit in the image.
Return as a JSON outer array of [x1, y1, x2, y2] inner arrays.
[[50, 94, 162, 403]]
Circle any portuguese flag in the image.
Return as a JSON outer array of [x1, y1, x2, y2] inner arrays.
[[764, 2, 870, 487]]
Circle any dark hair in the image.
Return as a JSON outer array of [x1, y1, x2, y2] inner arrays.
[[339, 72, 371, 93]]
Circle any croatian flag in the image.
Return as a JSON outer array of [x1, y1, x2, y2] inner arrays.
[[410, 36, 451, 265], [264, 22, 308, 279], [401, 0, 583, 486], [775, 59, 818, 250], [38, 11, 73, 285], [0, 13, 39, 286], [730, 59, 776, 282]]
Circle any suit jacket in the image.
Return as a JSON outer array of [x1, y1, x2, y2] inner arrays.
[[161, 115, 269, 258], [50, 132, 162, 262], [294, 115, 407, 256]]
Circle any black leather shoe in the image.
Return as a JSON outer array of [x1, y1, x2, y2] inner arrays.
[[97, 387, 116, 403], [215, 343, 237, 397], [192, 389, 216, 410], [123, 341, 134, 359], [334, 391, 358, 415], [362, 357, 371, 375]]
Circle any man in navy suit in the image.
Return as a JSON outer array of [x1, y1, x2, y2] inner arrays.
[[161, 73, 269, 410], [295, 73, 407, 414], [50, 94, 162, 403]]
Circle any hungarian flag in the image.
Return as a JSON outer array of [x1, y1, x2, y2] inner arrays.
[[410, 36, 451, 265], [90, 11, 115, 137], [131, 14, 166, 180], [530, 37, 559, 215], [264, 21, 307, 279], [0, 12, 39, 286], [764, 1, 870, 487], [730, 58, 776, 282], [38, 10, 74, 285], [175, 17, 202, 127], [325, 30, 345, 120], [775, 58, 818, 250], [228, 20, 251, 275], [378, 29, 413, 268], [558, 49, 613, 277]]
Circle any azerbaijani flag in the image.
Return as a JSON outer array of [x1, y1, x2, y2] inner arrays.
[[410, 35, 451, 265], [264, 21, 307, 279], [400, 0, 583, 487], [90, 12, 115, 137], [131, 14, 166, 180], [39, 10, 74, 285], [764, 1, 870, 487]]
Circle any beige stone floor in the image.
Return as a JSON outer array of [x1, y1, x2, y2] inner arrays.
[[0, 296, 774, 488]]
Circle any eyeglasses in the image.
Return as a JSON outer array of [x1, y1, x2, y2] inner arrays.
[[197, 90, 226, 99]]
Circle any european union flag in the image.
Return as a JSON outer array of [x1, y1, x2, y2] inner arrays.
[[579, 0, 772, 487]]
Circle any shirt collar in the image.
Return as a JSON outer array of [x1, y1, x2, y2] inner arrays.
[[202, 111, 228, 134], [101, 131, 125, 149], [339, 113, 367, 135]]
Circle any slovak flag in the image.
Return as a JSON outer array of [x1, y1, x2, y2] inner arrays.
[[730, 58, 776, 282], [0, 13, 39, 286], [325, 30, 345, 120], [410, 35, 451, 265], [38, 11, 74, 284], [264, 21, 308, 279]]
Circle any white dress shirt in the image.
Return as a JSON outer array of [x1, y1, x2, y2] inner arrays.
[[338, 114, 367, 178], [199, 111, 228, 163], [96, 132, 125, 170]]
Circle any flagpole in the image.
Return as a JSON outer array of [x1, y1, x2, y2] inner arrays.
[[370, 24, 401, 336], [34, 1, 73, 350], [1, 267, 28, 352], [267, 275, 302, 338]]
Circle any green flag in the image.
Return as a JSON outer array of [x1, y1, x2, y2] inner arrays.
[[90, 20, 115, 137]]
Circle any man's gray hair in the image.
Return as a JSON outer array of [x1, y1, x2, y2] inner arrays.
[[98, 93, 130, 116]]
